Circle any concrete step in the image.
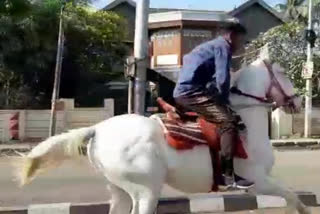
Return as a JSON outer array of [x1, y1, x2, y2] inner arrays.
[[226, 207, 320, 214], [0, 193, 318, 214]]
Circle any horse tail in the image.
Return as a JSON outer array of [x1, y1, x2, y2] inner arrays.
[[14, 126, 96, 187]]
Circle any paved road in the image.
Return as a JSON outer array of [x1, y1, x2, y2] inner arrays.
[[0, 150, 319, 207]]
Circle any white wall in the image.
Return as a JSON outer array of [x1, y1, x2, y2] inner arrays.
[[0, 99, 114, 143], [292, 108, 320, 137], [271, 107, 320, 139]]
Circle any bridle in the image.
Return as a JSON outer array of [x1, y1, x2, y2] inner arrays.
[[231, 60, 298, 108]]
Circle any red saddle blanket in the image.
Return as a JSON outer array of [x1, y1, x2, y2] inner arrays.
[[156, 98, 248, 159]]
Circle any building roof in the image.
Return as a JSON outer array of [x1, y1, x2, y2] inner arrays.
[[229, 0, 284, 22], [104, 0, 283, 23], [149, 8, 225, 14], [149, 11, 237, 24], [104, 1, 226, 15], [104, 0, 136, 10]]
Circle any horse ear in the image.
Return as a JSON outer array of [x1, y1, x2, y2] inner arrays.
[[240, 61, 247, 68], [259, 44, 270, 61], [272, 63, 285, 73]]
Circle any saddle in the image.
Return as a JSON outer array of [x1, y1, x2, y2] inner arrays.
[[156, 98, 247, 159], [155, 98, 248, 191]]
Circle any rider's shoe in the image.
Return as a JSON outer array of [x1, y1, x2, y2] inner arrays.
[[234, 174, 254, 189], [223, 174, 234, 186], [218, 174, 254, 190], [220, 158, 254, 190], [217, 174, 234, 191]]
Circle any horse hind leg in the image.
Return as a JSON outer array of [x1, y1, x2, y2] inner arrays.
[[109, 159, 166, 214], [108, 174, 163, 214], [107, 184, 132, 214], [251, 167, 311, 214], [117, 165, 165, 214], [130, 192, 160, 214]]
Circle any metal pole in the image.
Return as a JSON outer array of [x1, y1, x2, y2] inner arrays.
[[49, 4, 65, 137], [305, 0, 314, 138], [128, 77, 134, 114], [133, 0, 150, 115]]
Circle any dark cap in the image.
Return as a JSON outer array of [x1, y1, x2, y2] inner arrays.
[[226, 22, 247, 34]]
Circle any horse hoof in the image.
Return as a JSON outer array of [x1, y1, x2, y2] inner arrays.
[[301, 207, 312, 214], [285, 206, 295, 214]]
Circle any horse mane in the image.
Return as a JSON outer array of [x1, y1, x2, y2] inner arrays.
[[231, 43, 286, 90], [230, 60, 257, 88]]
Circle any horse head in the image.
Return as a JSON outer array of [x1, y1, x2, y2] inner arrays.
[[259, 44, 301, 113], [231, 45, 302, 113], [266, 62, 302, 113]]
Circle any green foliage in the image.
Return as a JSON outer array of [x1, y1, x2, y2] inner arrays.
[[0, 0, 32, 17], [276, 0, 320, 22], [64, 3, 128, 77], [0, 0, 128, 108], [245, 21, 320, 98]]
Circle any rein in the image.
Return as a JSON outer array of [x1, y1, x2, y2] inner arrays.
[[263, 61, 298, 102], [231, 60, 297, 105], [230, 87, 271, 103]]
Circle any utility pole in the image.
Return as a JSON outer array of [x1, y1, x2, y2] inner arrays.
[[49, 2, 65, 137], [128, 78, 134, 114], [133, 0, 150, 115], [305, 0, 314, 138], [126, 56, 135, 114]]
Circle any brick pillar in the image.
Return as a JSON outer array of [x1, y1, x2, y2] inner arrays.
[[271, 108, 293, 139], [9, 112, 19, 140], [104, 99, 115, 117]]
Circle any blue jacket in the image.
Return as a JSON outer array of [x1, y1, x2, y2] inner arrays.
[[173, 36, 232, 104]]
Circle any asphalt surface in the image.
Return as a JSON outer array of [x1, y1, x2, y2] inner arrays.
[[0, 150, 319, 207]]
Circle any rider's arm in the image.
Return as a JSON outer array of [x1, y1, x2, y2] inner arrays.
[[213, 45, 231, 104]]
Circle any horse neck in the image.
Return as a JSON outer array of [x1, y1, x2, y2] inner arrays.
[[237, 107, 270, 141], [235, 60, 270, 98], [232, 60, 271, 143]]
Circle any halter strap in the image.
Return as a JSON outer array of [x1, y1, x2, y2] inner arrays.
[[230, 87, 271, 103], [231, 60, 297, 104], [263, 60, 298, 102]]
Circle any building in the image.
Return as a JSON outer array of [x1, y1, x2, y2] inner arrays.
[[229, 0, 284, 70], [103, 0, 284, 111], [149, 11, 237, 82], [104, 0, 137, 43], [104, 0, 284, 78], [104, 0, 284, 47], [229, 0, 284, 43]]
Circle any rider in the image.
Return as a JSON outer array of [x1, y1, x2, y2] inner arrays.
[[173, 22, 253, 188]]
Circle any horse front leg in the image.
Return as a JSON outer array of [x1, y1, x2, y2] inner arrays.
[[107, 184, 132, 214], [251, 167, 311, 214]]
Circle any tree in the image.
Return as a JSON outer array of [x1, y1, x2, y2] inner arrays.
[[278, 0, 305, 21], [276, 0, 320, 21], [0, 0, 44, 107], [0, 0, 127, 109], [244, 21, 320, 101]]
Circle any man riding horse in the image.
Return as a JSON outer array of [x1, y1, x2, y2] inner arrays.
[[173, 22, 253, 188]]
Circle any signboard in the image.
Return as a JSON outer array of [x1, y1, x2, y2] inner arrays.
[[147, 107, 159, 113], [302, 61, 314, 79], [124, 56, 136, 78]]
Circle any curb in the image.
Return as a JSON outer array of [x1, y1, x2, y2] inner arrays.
[[0, 193, 318, 214], [1, 139, 320, 156], [0, 144, 35, 156], [271, 139, 320, 148]]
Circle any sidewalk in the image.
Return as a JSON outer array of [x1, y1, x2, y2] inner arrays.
[[271, 138, 320, 150], [1, 138, 320, 155], [0, 143, 37, 156]]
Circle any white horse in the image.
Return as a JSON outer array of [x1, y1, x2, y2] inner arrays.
[[14, 56, 310, 214]]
